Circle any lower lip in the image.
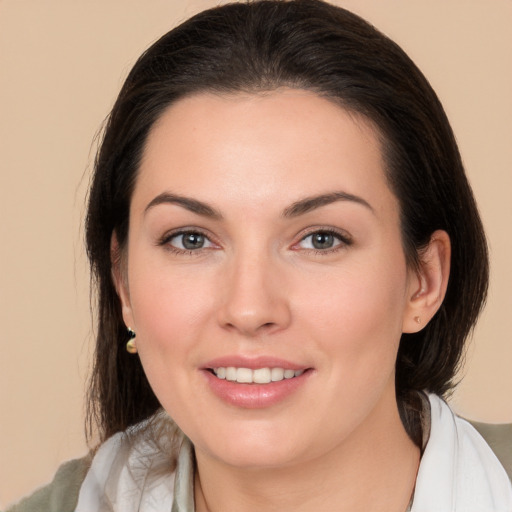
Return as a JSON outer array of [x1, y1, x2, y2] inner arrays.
[[202, 370, 311, 409]]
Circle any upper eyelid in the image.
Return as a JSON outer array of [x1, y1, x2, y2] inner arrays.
[[159, 227, 216, 246], [157, 226, 352, 248], [301, 231, 343, 242], [297, 227, 352, 242], [289, 228, 353, 254], [161, 227, 211, 239]]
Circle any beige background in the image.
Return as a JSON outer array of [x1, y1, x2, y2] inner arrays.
[[1, 0, 511, 506]]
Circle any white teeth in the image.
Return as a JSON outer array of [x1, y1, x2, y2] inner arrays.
[[226, 367, 237, 381], [253, 368, 271, 384], [213, 367, 305, 384], [236, 367, 253, 383], [271, 368, 284, 381]]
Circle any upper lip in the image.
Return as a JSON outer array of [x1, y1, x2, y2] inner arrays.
[[202, 355, 308, 371]]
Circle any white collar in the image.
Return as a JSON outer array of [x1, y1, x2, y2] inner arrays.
[[410, 394, 512, 511], [76, 395, 512, 512], [75, 411, 193, 512]]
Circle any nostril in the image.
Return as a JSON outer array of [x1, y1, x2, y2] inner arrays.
[[217, 289, 292, 336]]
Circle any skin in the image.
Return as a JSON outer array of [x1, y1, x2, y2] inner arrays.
[[115, 90, 450, 511]]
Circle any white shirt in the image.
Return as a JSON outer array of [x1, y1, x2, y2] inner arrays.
[[76, 394, 512, 512]]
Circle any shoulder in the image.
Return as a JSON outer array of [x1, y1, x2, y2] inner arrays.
[[468, 419, 512, 483], [5, 456, 91, 512]]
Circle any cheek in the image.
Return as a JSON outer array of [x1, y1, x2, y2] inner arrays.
[[128, 240, 215, 329], [126, 267, 211, 420], [308, 255, 407, 318], [302, 252, 409, 370], [125, 253, 223, 410], [294, 258, 409, 433]]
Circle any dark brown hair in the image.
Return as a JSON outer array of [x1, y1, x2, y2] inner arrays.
[[86, 0, 488, 446]]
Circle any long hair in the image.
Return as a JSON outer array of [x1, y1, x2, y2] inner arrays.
[[86, 0, 488, 446]]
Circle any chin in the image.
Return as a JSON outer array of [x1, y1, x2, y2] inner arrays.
[[192, 420, 315, 469]]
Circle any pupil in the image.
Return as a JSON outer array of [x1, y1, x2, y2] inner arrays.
[[312, 232, 333, 249], [183, 233, 204, 249]]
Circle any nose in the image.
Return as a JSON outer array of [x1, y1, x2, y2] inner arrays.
[[217, 251, 291, 337]]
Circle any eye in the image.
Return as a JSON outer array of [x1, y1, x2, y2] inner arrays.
[[166, 231, 215, 251], [296, 230, 350, 251]]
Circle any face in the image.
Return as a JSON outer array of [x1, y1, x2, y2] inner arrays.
[[118, 90, 421, 470]]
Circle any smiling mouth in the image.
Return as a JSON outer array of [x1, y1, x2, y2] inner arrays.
[[211, 367, 305, 384]]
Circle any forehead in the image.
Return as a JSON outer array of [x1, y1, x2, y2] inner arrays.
[[135, 89, 394, 216]]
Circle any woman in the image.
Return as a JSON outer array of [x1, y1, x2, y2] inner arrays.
[[8, 1, 511, 511]]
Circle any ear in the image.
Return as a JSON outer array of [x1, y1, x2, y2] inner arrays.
[[111, 232, 135, 330], [402, 230, 451, 333]]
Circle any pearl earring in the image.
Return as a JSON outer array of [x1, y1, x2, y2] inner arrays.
[[126, 328, 137, 354]]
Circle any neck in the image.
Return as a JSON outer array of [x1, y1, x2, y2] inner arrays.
[[194, 391, 420, 512]]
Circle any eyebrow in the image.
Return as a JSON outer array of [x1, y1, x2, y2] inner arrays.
[[283, 191, 375, 218], [144, 193, 223, 219], [144, 190, 373, 219]]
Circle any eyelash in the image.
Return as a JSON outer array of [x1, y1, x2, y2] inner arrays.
[[294, 228, 352, 255], [158, 227, 352, 256], [158, 229, 216, 255]]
